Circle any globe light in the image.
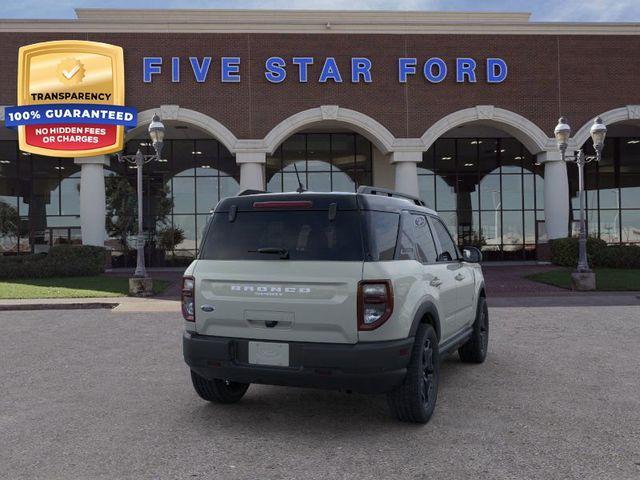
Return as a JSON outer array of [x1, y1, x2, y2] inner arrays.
[[590, 116, 607, 154], [554, 117, 571, 153], [148, 113, 165, 156]]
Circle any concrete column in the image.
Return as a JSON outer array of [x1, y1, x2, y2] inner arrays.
[[237, 151, 266, 191], [74, 155, 109, 246], [391, 151, 422, 197], [538, 151, 569, 239]]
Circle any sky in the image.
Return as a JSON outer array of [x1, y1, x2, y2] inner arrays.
[[0, 0, 639, 22]]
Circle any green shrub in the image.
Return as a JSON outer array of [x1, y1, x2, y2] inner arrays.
[[0, 245, 106, 279], [593, 245, 640, 269], [550, 237, 640, 268]]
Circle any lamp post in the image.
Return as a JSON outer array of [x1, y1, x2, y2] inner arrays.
[[117, 114, 165, 284], [553, 116, 607, 288]]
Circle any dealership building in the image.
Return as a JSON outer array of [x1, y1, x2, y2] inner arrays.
[[0, 9, 639, 264]]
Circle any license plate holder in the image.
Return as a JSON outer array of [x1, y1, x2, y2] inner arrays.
[[248, 341, 290, 367]]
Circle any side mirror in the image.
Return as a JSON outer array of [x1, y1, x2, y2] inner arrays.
[[462, 246, 482, 263]]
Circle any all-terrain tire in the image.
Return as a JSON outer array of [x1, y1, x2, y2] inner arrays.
[[190, 370, 250, 403], [386, 324, 439, 424], [458, 296, 489, 364]]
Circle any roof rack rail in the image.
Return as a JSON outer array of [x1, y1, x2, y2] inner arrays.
[[237, 188, 268, 196], [357, 186, 426, 207]]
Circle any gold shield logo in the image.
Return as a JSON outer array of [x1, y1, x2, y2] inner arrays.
[[16, 40, 126, 157]]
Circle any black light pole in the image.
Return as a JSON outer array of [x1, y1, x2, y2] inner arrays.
[[117, 113, 165, 279]]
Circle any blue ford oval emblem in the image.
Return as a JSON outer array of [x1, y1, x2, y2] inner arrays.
[[200, 305, 215, 312]]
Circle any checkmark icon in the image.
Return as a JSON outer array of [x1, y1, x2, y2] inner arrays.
[[62, 64, 80, 79]]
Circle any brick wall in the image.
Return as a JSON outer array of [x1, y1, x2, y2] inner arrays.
[[0, 32, 638, 141]]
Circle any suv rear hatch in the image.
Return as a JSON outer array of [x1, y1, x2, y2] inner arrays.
[[193, 195, 364, 344]]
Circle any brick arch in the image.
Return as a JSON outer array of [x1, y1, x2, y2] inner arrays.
[[572, 105, 640, 148], [420, 106, 553, 154], [127, 105, 239, 153], [263, 105, 396, 155]]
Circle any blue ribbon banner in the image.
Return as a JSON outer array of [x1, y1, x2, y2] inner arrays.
[[4, 104, 138, 128]]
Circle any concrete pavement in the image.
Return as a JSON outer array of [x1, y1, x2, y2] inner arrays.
[[1, 305, 639, 479]]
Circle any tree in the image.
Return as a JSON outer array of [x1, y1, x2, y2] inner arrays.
[[0, 201, 21, 250], [105, 176, 173, 252]]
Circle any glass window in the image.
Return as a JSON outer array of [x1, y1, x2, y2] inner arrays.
[[456, 175, 479, 210], [419, 147, 434, 173], [435, 176, 456, 211], [307, 134, 331, 171], [621, 210, 640, 243], [480, 175, 501, 211], [500, 138, 523, 174], [396, 215, 417, 261], [434, 139, 456, 176], [267, 133, 371, 194], [502, 175, 523, 210], [599, 210, 620, 243], [620, 174, 640, 209], [502, 211, 524, 247], [0, 142, 18, 177], [620, 138, 640, 173], [457, 210, 480, 246], [431, 217, 458, 262], [196, 177, 219, 214], [60, 177, 80, 215], [365, 211, 399, 261], [418, 175, 435, 209], [477, 139, 499, 174], [412, 214, 438, 263], [172, 214, 196, 251], [173, 140, 195, 176], [172, 177, 195, 214], [457, 138, 478, 173], [201, 210, 364, 261]]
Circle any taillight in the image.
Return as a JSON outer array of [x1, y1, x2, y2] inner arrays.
[[357, 280, 393, 331], [182, 276, 195, 321]]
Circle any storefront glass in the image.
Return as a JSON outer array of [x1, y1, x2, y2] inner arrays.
[[569, 137, 640, 244], [419, 137, 544, 260], [266, 133, 373, 193]]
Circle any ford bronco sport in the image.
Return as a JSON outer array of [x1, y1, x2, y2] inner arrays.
[[182, 187, 488, 423]]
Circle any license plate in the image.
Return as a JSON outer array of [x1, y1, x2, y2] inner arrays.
[[248, 341, 289, 367]]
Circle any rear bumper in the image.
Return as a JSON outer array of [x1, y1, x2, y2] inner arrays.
[[183, 331, 414, 394]]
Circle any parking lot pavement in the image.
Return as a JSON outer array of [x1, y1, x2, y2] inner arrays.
[[1, 306, 639, 480]]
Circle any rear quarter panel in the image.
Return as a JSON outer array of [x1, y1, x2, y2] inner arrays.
[[359, 260, 442, 343]]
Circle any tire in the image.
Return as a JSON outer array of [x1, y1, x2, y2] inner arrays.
[[387, 324, 439, 424], [458, 296, 489, 364], [190, 370, 250, 404]]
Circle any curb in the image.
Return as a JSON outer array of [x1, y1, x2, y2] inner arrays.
[[0, 302, 119, 312]]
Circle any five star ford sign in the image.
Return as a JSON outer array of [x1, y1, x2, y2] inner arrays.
[[5, 40, 137, 158]]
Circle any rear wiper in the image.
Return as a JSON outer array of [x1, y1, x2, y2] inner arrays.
[[249, 247, 290, 259]]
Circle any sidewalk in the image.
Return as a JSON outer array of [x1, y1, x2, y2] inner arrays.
[[0, 266, 638, 311], [0, 296, 179, 312]]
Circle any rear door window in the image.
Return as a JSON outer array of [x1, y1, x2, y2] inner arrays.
[[200, 210, 364, 261], [411, 214, 438, 264], [395, 212, 438, 263], [430, 216, 459, 262]]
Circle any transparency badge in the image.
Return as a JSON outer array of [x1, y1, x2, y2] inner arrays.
[[5, 40, 137, 157]]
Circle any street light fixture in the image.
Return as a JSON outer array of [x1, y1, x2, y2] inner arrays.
[[117, 113, 165, 284], [553, 116, 607, 285]]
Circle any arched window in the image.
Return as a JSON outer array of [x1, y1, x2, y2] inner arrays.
[[267, 133, 372, 192]]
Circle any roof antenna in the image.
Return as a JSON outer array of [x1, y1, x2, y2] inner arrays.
[[293, 162, 306, 193]]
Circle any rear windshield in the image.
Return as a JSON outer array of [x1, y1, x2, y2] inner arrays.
[[200, 210, 365, 261]]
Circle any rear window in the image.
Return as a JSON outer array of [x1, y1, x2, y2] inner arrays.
[[200, 210, 365, 261]]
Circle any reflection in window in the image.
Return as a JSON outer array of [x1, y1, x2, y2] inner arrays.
[[569, 137, 640, 245], [419, 138, 543, 260], [266, 133, 372, 193]]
